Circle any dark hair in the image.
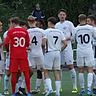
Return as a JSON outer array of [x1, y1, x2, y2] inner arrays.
[[58, 9, 67, 14], [19, 20, 28, 27], [87, 14, 96, 21], [9, 17, 20, 24], [47, 17, 57, 25], [78, 14, 86, 21]]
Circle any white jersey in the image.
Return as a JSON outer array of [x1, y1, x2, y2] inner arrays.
[[3, 31, 8, 39], [27, 27, 44, 57], [92, 27, 96, 46], [0, 37, 4, 60], [55, 20, 75, 45], [74, 24, 96, 56], [44, 28, 65, 52]]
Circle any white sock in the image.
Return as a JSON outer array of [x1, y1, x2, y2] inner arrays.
[[35, 79, 42, 89], [15, 83, 19, 92], [70, 68, 77, 89], [87, 73, 93, 91], [43, 79, 48, 92], [42, 72, 48, 91], [15, 76, 23, 92], [55, 81, 61, 95], [17, 76, 22, 88], [79, 73, 85, 89], [93, 72, 96, 88], [21, 79, 25, 88], [45, 78, 52, 91], [4, 75, 9, 91]]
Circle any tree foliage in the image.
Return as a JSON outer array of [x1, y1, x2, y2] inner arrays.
[[0, 0, 96, 30]]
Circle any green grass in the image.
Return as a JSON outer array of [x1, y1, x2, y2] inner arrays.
[[0, 70, 80, 96]]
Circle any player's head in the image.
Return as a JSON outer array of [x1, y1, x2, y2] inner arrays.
[[19, 20, 29, 30], [87, 15, 96, 26], [36, 20, 45, 29], [58, 9, 67, 22], [78, 14, 86, 24], [47, 17, 57, 28], [27, 15, 37, 27], [0, 21, 3, 33], [8, 17, 20, 28]]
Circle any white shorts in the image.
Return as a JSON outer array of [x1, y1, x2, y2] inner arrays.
[[77, 54, 95, 67], [61, 47, 73, 65], [28, 55, 44, 70], [0, 60, 4, 74], [44, 51, 61, 70]]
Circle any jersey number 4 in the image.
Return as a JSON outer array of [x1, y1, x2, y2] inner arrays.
[[31, 36, 38, 45]]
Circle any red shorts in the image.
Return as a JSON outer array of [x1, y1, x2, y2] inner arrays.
[[9, 58, 29, 72]]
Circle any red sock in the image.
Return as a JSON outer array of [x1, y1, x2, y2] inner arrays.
[[24, 71, 30, 92], [11, 72, 17, 94]]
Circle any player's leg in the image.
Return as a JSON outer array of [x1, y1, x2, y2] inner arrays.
[[35, 70, 42, 90], [78, 67, 85, 95], [93, 69, 96, 94], [93, 46, 96, 94], [87, 67, 93, 95], [53, 51, 61, 96], [4, 70, 10, 95], [77, 56, 86, 96], [86, 55, 94, 95], [65, 49, 77, 93], [4, 55, 10, 95], [54, 70, 61, 96], [19, 55, 33, 94], [11, 72, 18, 95], [20, 58, 32, 95], [23, 70, 31, 94], [15, 71, 22, 92], [34, 57, 44, 92], [44, 52, 53, 96]]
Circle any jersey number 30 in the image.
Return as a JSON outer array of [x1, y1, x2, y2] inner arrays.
[[13, 37, 25, 47]]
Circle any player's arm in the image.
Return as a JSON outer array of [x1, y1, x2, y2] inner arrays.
[[61, 32, 67, 51], [61, 39, 67, 51], [3, 31, 11, 50], [68, 22, 75, 41], [42, 30, 48, 54], [93, 28, 96, 39], [42, 38, 47, 54], [25, 30, 30, 47]]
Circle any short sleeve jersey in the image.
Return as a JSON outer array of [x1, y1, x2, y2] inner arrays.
[[55, 20, 75, 44], [4, 27, 30, 59], [27, 27, 44, 57], [3, 31, 8, 39], [44, 28, 65, 52], [74, 24, 96, 53]]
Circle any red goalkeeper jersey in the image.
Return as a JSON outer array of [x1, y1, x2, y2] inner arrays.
[[4, 26, 30, 59]]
